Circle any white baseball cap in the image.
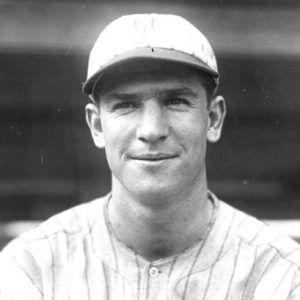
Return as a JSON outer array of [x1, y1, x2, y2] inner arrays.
[[82, 13, 219, 96]]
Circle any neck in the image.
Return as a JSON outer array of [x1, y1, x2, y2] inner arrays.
[[108, 172, 213, 262]]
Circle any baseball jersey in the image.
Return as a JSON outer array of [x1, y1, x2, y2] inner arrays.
[[1, 192, 300, 300]]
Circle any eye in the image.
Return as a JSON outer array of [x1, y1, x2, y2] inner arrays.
[[112, 101, 138, 111], [165, 97, 190, 107]]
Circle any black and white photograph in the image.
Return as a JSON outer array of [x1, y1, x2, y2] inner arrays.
[[0, 0, 299, 299]]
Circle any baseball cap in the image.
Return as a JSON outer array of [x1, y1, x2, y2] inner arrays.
[[82, 13, 219, 97]]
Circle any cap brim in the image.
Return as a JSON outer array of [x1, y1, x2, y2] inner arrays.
[[82, 47, 219, 96]]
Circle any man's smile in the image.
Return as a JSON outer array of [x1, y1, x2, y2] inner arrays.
[[128, 153, 178, 162]]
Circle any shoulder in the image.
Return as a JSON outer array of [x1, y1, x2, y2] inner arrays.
[[0, 195, 108, 294], [214, 198, 300, 297], [218, 199, 300, 267], [3, 195, 107, 250]]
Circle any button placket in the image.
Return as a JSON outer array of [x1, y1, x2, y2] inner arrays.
[[140, 265, 161, 299]]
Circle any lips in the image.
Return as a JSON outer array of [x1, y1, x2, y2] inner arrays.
[[130, 153, 178, 161]]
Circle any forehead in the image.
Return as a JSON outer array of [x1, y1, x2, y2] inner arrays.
[[93, 59, 208, 100]]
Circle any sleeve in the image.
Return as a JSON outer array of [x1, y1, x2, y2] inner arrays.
[[0, 240, 43, 300]]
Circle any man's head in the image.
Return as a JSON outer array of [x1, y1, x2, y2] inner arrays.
[[83, 14, 226, 201]]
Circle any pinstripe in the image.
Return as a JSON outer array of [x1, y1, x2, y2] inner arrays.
[[224, 239, 242, 300], [55, 216, 71, 300], [38, 226, 55, 299], [252, 252, 280, 292], [167, 257, 177, 283], [102, 261, 110, 300], [202, 211, 236, 300], [271, 264, 294, 297], [70, 209, 82, 232], [180, 198, 220, 299], [2, 196, 300, 299], [288, 281, 300, 297], [11, 256, 43, 295], [181, 215, 215, 300], [145, 265, 150, 300], [135, 253, 141, 300], [87, 221, 97, 257], [181, 240, 206, 299], [82, 237, 91, 300], [249, 224, 265, 244], [76, 206, 91, 300], [86, 203, 97, 257], [84, 206, 101, 300], [241, 247, 258, 299], [107, 225, 119, 272], [167, 257, 177, 300], [104, 196, 120, 273], [244, 250, 278, 299], [17, 238, 44, 292], [236, 216, 247, 230]]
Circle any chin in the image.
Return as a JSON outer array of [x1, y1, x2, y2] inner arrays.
[[128, 179, 184, 205]]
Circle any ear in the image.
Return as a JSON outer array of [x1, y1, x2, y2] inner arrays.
[[207, 95, 226, 143], [85, 103, 105, 148]]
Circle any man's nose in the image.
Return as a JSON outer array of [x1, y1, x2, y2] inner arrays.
[[136, 100, 169, 143]]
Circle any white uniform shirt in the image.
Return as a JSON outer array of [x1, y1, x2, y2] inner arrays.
[[1, 192, 300, 299]]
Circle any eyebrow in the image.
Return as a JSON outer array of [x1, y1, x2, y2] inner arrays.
[[104, 93, 139, 102], [159, 88, 198, 98], [104, 87, 198, 102]]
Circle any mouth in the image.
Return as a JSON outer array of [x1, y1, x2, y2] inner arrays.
[[130, 153, 178, 161]]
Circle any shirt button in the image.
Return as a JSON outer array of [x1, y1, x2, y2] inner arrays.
[[149, 266, 160, 278]]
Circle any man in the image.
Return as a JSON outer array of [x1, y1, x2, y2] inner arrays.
[[0, 13, 300, 299]]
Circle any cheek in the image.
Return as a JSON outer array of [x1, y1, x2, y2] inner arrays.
[[101, 117, 133, 160], [185, 128, 208, 158], [173, 110, 208, 149]]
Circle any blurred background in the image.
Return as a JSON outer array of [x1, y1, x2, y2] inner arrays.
[[0, 0, 300, 249]]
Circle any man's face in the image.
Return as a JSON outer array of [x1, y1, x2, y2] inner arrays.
[[86, 61, 225, 201]]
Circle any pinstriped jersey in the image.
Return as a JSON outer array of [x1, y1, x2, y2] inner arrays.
[[1, 192, 300, 299]]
